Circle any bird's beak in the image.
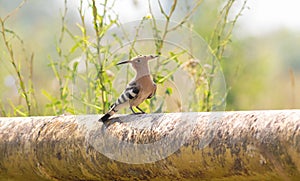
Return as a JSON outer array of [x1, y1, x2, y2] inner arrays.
[[152, 55, 159, 59], [116, 60, 131, 65]]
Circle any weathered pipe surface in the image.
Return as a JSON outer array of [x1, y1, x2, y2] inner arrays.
[[0, 110, 300, 181]]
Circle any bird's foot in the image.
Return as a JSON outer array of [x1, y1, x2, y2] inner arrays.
[[129, 111, 145, 115], [135, 106, 145, 114]]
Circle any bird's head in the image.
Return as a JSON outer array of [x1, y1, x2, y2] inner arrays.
[[116, 55, 158, 71]]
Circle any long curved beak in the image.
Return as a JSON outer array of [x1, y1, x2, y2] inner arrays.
[[116, 60, 131, 65]]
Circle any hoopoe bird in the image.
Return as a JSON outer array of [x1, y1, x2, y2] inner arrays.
[[100, 55, 158, 122]]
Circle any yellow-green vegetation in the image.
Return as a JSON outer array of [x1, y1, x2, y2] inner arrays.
[[0, 0, 247, 116], [2, 0, 299, 116]]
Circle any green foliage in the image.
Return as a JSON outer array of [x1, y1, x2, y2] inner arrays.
[[0, 1, 37, 116], [0, 0, 248, 116]]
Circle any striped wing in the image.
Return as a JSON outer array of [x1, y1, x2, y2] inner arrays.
[[112, 81, 140, 111], [100, 81, 139, 122]]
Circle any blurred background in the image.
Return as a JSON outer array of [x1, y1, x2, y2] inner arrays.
[[0, 0, 299, 116]]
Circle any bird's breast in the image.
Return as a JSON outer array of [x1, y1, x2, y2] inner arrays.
[[138, 75, 155, 91], [130, 75, 155, 106]]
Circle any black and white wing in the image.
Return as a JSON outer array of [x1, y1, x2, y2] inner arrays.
[[110, 81, 140, 111], [100, 81, 140, 122]]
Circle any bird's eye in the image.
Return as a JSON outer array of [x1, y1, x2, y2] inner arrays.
[[137, 59, 141, 62]]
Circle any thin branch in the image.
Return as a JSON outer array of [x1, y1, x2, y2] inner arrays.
[[0, 20, 31, 115], [167, 0, 203, 32], [2, 0, 27, 23]]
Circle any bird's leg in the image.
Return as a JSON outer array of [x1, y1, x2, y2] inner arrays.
[[130, 106, 138, 114], [136, 106, 145, 114], [129, 106, 145, 114]]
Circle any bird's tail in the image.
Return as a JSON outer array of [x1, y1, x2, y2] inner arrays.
[[99, 104, 117, 122], [99, 94, 129, 122], [100, 113, 111, 122]]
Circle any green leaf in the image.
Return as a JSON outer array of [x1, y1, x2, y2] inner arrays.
[[165, 87, 173, 95]]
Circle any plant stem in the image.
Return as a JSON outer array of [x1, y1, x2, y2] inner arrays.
[[0, 19, 31, 116]]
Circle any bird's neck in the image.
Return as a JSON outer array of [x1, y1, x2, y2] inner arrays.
[[135, 65, 150, 80]]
